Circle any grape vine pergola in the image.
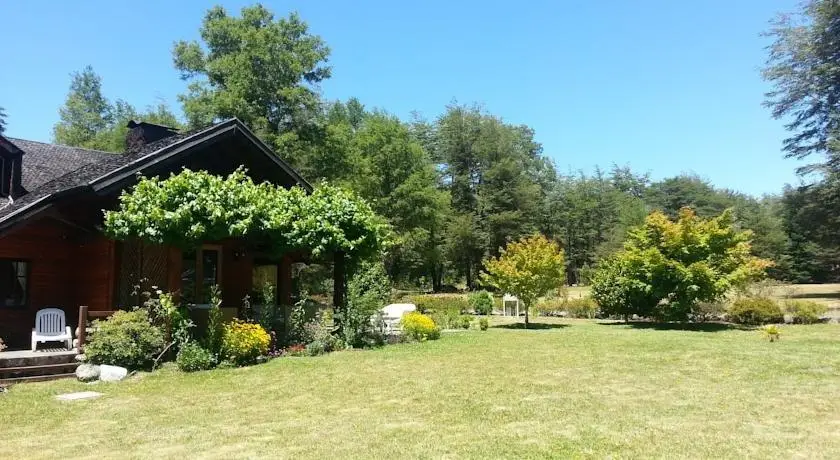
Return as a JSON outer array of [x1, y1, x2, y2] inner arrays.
[[104, 168, 388, 311]]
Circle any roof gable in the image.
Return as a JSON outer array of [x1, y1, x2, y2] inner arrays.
[[0, 119, 311, 232]]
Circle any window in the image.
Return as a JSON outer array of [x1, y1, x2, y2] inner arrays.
[[0, 259, 28, 308], [251, 264, 278, 303], [180, 246, 222, 306]]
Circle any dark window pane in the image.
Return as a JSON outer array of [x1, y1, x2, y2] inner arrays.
[[0, 260, 28, 307], [201, 249, 219, 303], [181, 251, 196, 305]]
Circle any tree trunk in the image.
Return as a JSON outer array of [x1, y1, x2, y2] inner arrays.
[[524, 305, 530, 329], [465, 262, 472, 290], [432, 265, 443, 293]]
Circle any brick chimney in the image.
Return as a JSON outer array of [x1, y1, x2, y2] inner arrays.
[[125, 120, 179, 153]]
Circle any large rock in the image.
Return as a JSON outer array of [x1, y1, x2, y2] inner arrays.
[[75, 364, 100, 382], [99, 365, 128, 382]]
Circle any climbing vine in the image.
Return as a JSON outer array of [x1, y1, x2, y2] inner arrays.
[[104, 168, 388, 261]]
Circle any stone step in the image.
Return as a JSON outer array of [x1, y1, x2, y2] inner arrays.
[[0, 372, 77, 385], [0, 362, 80, 380]]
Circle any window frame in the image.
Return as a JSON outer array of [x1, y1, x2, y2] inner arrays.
[[181, 245, 223, 308], [0, 258, 30, 309]]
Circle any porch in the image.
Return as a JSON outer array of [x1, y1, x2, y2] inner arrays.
[[0, 216, 345, 351], [0, 348, 79, 384]]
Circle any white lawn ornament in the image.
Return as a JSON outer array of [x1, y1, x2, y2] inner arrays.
[[381, 303, 417, 333], [502, 294, 520, 317], [31, 308, 73, 351]]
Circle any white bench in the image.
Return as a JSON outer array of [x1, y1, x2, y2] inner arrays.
[[380, 303, 417, 333]]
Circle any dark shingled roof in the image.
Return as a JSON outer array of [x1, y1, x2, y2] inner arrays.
[[0, 119, 311, 229], [0, 122, 230, 221], [8, 139, 115, 191]]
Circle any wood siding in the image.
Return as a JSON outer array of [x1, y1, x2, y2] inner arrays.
[[0, 219, 115, 347]]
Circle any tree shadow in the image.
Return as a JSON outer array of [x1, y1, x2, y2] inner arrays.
[[597, 321, 742, 332], [491, 322, 570, 330]]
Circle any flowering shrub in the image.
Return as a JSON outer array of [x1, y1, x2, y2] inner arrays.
[[400, 312, 441, 341], [761, 324, 781, 342], [221, 320, 271, 365]]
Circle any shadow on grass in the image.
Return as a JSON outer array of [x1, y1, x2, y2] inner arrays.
[[491, 322, 570, 330], [787, 292, 840, 300], [597, 321, 742, 332]]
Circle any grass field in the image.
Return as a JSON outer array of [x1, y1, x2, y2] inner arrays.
[[2, 318, 840, 458]]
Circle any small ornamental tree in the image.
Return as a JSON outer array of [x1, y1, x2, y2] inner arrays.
[[481, 235, 566, 328], [591, 208, 773, 321]]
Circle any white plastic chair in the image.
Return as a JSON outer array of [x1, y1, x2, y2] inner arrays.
[[31, 308, 73, 351]]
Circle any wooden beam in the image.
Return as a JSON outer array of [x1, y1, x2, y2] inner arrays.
[[77, 305, 88, 352]]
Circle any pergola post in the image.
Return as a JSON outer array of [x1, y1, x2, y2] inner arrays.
[[77, 305, 88, 352], [333, 251, 346, 327]]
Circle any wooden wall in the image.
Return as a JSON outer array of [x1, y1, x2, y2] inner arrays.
[[0, 219, 115, 348], [0, 220, 300, 349]]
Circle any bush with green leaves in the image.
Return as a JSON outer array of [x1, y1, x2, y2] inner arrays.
[[564, 297, 599, 319], [784, 300, 827, 324], [205, 285, 225, 355], [341, 260, 390, 348], [176, 342, 216, 372], [592, 208, 772, 321], [533, 296, 565, 317], [286, 297, 312, 346], [86, 309, 165, 370], [727, 297, 784, 325], [400, 312, 441, 341], [410, 295, 468, 329], [412, 295, 469, 315], [468, 291, 494, 315], [304, 310, 345, 352], [305, 340, 326, 356], [478, 317, 489, 331], [458, 315, 472, 329]]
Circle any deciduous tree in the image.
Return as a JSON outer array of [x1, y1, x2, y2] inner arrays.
[[172, 4, 331, 163], [481, 234, 565, 328], [591, 208, 772, 321]]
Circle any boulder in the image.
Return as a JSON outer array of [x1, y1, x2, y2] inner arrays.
[[75, 364, 100, 382], [99, 364, 128, 382]]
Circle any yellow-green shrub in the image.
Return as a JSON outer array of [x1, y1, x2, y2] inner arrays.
[[534, 297, 565, 316], [727, 297, 783, 325], [784, 300, 827, 324], [400, 312, 441, 341], [564, 297, 599, 318], [221, 320, 271, 365]]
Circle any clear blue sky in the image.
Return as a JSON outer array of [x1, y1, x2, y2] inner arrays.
[[0, 0, 808, 196]]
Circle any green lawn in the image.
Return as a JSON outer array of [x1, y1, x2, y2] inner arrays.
[[2, 319, 840, 459]]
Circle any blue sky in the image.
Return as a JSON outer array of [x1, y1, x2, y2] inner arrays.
[[0, 0, 808, 196]]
